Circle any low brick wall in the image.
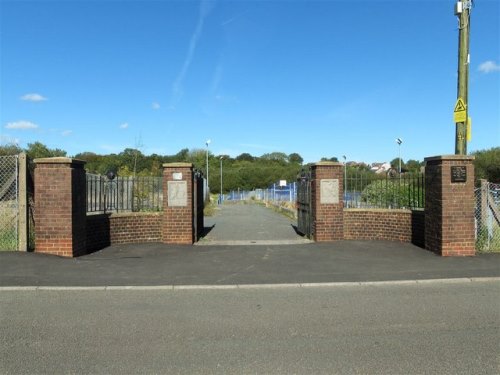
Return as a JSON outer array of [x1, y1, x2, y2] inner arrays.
[[86, 212, 162, 252], [344, 209, 424, 246]]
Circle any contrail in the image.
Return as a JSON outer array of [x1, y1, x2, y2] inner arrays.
[[170, 0, 215, 109]]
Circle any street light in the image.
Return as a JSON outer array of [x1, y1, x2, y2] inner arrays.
[[205, 139, 211, 199], [219, 156, 223, 205], [396, 138, 403, 179], [342, 155, 347, 202]]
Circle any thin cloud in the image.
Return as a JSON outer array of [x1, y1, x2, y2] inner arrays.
[[170, 0, 215, 108], [5, 120, 39, 130], [221, 10, 248, 26], [20, 93, 48, 102], [61, 130, 73, 137], [119, 123, 129, 129], [478, 60, 500, 74], [0, 135, 20, 145], [152, 102, 161, 110]]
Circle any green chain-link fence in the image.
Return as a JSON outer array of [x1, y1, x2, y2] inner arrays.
[[475, 181, 500, 253], [0, 155, 18, 250]]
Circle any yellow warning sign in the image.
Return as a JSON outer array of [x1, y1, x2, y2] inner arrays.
[[454, 97, 467, 123]]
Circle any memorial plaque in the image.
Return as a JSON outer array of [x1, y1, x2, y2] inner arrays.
[[320, 179, 339, 204], [172, 172, 183, 180], [168, 181, 187, 206], [451, 166, 467, 183]]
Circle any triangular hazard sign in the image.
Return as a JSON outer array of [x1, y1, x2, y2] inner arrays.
[[454, 98, 466, 112]]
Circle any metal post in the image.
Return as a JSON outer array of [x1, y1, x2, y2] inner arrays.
[[455, 0, 471, 155], [18, 153, 28, 251], [343, 155, 347, 202], [219, 156, 223, 204], [396, 138, 403, 182], [206, 139, 211, 199]]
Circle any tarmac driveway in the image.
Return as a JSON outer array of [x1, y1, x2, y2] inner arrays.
[[1, 240, 499, 287]]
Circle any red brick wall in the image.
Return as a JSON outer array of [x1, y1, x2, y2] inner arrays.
[[34, 158, 87, 257], [344, 209, 424, 246], [86, 212, 161, 251], [162, 163, 194, 244], [86, 214, 110, 252], [425, 156, 475, 256], [311, 162, 344, 241], [110, 212, 161, 244]]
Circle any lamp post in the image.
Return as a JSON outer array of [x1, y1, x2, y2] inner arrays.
[[219, 156, 223, 205], [205, 139, 211, 199], [396, 138, 403, 180], [342, 155, 347, 202]]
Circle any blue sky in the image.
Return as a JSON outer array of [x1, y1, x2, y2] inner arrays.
[[1, 0, 499, 164]]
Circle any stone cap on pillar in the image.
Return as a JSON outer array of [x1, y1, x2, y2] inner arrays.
[[424, 155, 475, 163], [311, 161, 344, 167], [34, 157, 86, 166], [162, 162, 194, 168]]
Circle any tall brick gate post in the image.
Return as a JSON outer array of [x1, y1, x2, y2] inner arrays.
[[311, 162, 344, 241], [34, 157, 87, 257], [424, 155, 475, 256], [162, 163, 195, 244]]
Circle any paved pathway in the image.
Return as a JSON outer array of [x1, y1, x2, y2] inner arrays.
[[199, 202, 310, 245]]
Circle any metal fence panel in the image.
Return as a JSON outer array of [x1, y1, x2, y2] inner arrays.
[[86, 174, 163, 213], [475, 181, 500, 252], [227, 182, 297, 204], [0, 155, 18, 250], [345, 172, 424, 209]]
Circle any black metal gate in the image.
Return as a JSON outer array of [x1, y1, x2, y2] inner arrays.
[[193, 170, 204, 242], [297, 169, 312, 238]]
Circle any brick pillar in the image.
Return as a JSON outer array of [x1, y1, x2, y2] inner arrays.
[[34, 157, 87, 257], [424, 155, 475, 256], [162, 163, 194, 244], [310, 162, 344, 241]]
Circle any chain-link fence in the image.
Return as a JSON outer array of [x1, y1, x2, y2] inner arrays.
[[0, 155, 18, 250], [475, 181, 500, 253]]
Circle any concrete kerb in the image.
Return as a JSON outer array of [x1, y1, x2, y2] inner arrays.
[[1, 277, 499, 291]]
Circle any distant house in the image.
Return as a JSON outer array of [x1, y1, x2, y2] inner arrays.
[[370, 162, 391, 174]]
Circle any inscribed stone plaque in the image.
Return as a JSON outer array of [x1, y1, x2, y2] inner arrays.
[[172, 172, 183, 180], [451, 166, 467, 183], [320, 179, 339, 204], [168, 181, 187, 207]]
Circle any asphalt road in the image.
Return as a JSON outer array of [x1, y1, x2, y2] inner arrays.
[[1, 280, 499, 374]]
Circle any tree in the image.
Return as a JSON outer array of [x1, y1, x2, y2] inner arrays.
[[260, 152, 288, 165], [406, 159, 423, 174], [0, 144, 23, 156], [288, 153, 303, 164], [390, 157, 406, 171], [25, 142, 66, 159], [236, 153, 255, 162], [472, 147, 500, 183], [320, 157, 338, 162]]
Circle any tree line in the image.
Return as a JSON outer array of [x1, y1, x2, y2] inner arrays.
[[0, 142, 498, 192]]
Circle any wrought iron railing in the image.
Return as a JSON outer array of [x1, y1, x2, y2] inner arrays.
[[86, 174, 162, 213], [345, 172, 424, 209]]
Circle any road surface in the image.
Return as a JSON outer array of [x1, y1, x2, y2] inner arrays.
[[1, 280, 499, 374]]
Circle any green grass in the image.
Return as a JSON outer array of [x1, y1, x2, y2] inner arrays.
[[0, 228, 17, 251], [476, 226, 500, 253]]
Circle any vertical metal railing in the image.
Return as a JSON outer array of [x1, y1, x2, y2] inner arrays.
[[345, 171, 424, 209], [86, 174, 162, 213]]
